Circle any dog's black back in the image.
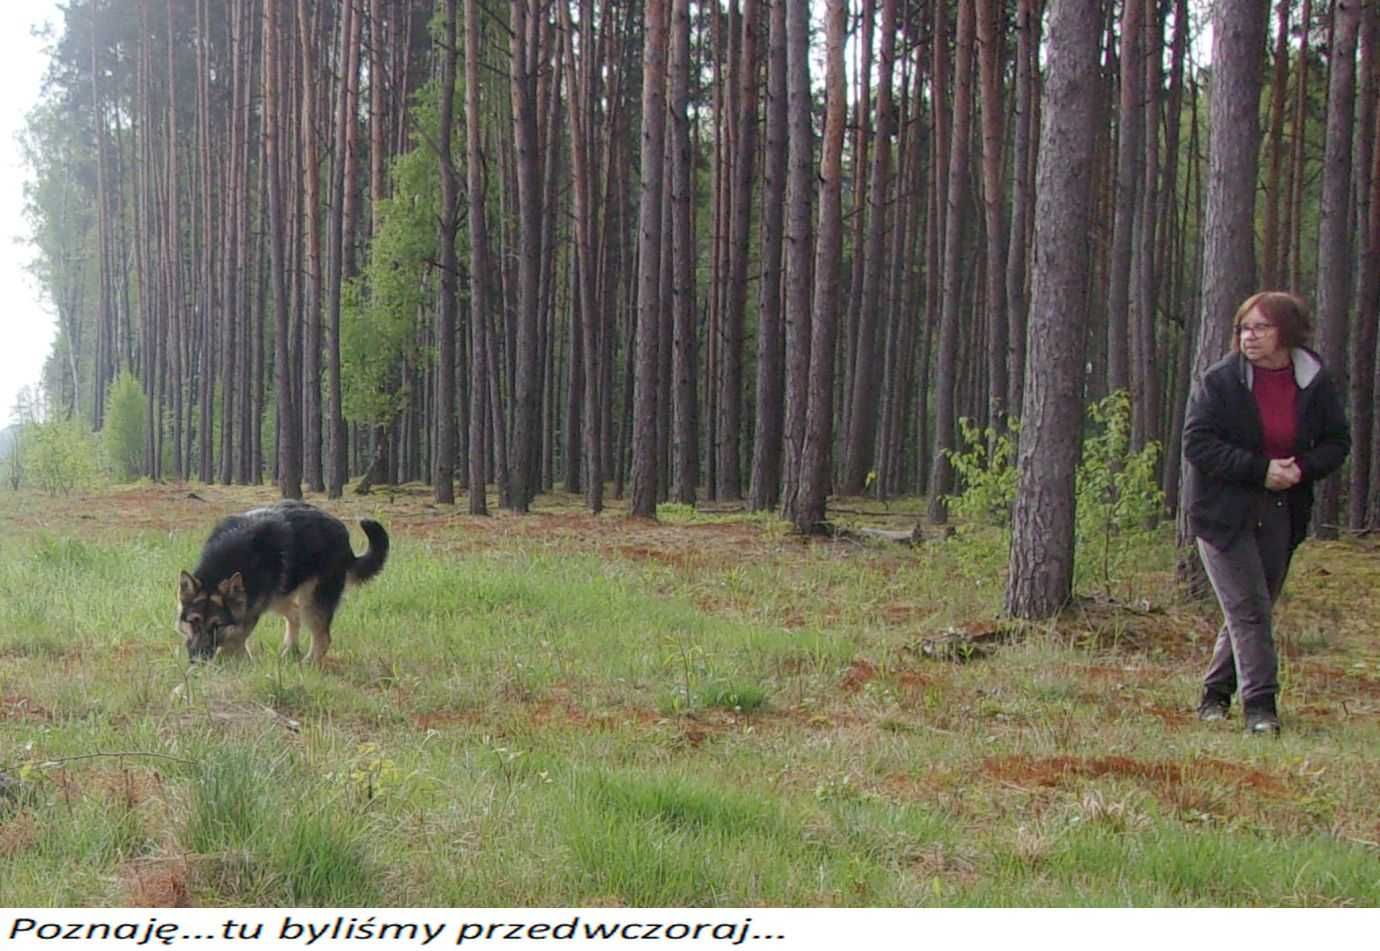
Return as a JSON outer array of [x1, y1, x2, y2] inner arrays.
[[178, 500, 388, 663]]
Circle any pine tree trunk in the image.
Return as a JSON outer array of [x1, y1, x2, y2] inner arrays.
[[560, 0, 605, 512], [1349, 4, 1379, 529], [1106, 0, 1143, 399], [1263, 0, 1292, 288], [631, 0, 669, 518], [1006, 0, 1037, 422], [716, 0, 760, 500], [780, 0, 813, 521], [1287, 0, 1314, 290], [793, 0, 846, 535], [842, 0, 897, 494], [927, 0, 975, 526], [1314, 0, 1361, 539], [433, 0, 459, 505], [1132, 0, 1162, 454], [465, 0, 492, 516], [749, 0, 788, 512], [669, 0, 698, 506], [974, 0, 1008, 434], [1006, 0, 1102, 620], [509, 0, 543, 512], [263, 0, 301, 499]]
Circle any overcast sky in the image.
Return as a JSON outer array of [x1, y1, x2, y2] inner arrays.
[[0, 2, 59, 428]]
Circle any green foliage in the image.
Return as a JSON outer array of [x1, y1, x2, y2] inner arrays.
[[1075, 391, 1166, 591], [341, 86, 445, 425], [100, 371, 145, 482], [944, 392, 1167, 591], [945, 417, 1019, 528], [25, 417, 100, 495]]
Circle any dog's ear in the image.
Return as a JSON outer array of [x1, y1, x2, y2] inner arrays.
[[218, 572, 247, 613], [179, 571, 200, 603]]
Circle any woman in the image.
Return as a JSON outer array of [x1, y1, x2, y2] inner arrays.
[[1182, 291, 1349, 735]]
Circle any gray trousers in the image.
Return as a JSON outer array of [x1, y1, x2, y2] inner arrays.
[[1197, 492, 1293, 710]]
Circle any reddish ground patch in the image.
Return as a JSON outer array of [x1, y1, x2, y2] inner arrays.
[[121, 858, 192, 907], [88, 767, 166, 810], [615, 545, 699, 570], [1, 694, 54, 721], [1145, 704, 1193, 726], [1296, 664, 1380, 699], [839, 659, 879, 693], [895, 670, 933, 690], [0, 811, 37, 858], [982, 754, 1290, 798], [412, 709, 482, 731]]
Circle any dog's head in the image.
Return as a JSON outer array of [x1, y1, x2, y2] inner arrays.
[[177, 571, 247, 662]]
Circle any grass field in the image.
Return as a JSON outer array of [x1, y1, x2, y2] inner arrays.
[[1, 483, 1378, 906]]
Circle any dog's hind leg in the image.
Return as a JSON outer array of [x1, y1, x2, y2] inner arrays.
[[280, 602, 303, 658], [303, 573, 347, 665]]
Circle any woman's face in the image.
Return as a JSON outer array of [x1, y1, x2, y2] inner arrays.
[[1238, 305, 1289, 369]]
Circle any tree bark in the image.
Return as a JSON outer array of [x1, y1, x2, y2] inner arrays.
[[509, 0, 543, 512], [792, 0, 846, 535], [1262, 0, 1292, 288], [927, 0, 975, 525], [716, 0, 760, 500], [842, 0, 898, 494], [1106, 0, 1143, 400], [433, 0, 459, 505], [780, 0, 813, 522], [1006, 0, 1037, 422], [1314, 0, 1361, 539], [974, 0, 1008, 433], [669, 0, 698, 506], [264, 0, 301, 499], [1006, 0, 1102, 620], [749, 0, 788, 511], [631, 0, 670, 518]]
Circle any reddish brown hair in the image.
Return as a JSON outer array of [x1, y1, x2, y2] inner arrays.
[[1230, 291, 1312, 352]]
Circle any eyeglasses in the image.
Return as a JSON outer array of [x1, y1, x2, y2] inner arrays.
[[1238, 322, 1277, 337]]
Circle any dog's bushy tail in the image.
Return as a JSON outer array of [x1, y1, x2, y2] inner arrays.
[[349, 519, 389, 584]]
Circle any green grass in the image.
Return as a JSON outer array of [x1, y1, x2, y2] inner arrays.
[[0, 484, 1378, 906]]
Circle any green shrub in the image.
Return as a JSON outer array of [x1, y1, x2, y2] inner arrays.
[[945, 392, 1167, 591], [26, 417, 100, 495], [1075, 391, 1166, 591], [945, 417, 1020, 528], [101, 371, 146, 482]]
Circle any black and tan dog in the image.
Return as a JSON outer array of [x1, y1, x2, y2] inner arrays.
[[177, 500, 389, 664]]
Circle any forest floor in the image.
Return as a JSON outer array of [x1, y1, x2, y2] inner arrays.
[[1, 482, 1378, 906]]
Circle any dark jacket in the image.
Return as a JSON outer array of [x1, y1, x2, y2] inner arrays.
[[1182, 348, 1350, 550]]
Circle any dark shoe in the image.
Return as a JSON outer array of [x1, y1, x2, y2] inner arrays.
[[1197, 692, 1230, 722], [1245, 711, 1281, 736]]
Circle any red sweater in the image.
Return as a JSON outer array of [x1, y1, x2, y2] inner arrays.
[[1252, 363, 1297, 461]]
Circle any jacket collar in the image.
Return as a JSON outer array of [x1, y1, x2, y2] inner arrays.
[[1238, 347, 1323, 390]]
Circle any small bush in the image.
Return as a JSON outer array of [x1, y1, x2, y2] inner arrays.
[[945, 417, 1019, 529], [26, 418, 100, 495], [1075, 391, 1166, 591], [944, 392, 1167, 590], [101, 371, 146, 482]]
